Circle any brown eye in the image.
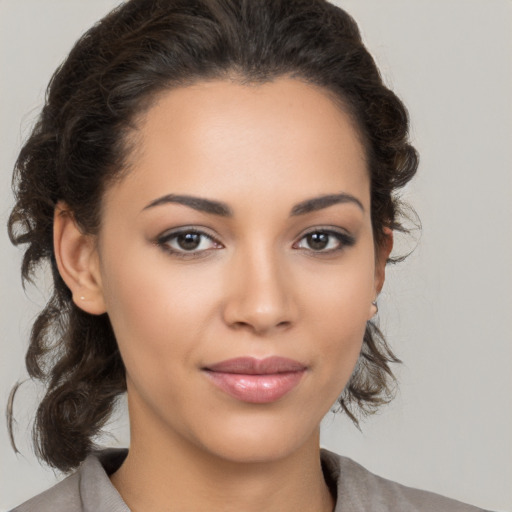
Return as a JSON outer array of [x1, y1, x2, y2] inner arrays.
[[305, 232, 330, 251], [157, 228, 222, 256], [176, 232, 202, 251], [295, 229, 356, 253]]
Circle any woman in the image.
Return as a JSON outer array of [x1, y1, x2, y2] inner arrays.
[[4, 1, 495, 511]]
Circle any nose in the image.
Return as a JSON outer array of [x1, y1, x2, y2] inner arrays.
[[221, 245, 297, 336]]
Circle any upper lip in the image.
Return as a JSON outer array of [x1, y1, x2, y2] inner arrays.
[[204, 356, 307, 375]]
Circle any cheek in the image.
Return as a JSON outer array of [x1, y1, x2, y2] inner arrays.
[[311, 306, 367, 407], [300, 250, 375, 389], [301, 248, 375, 327], [99, 249, 219, 375]]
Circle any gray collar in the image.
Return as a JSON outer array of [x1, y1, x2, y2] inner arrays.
[[81, 449, 130, 512]]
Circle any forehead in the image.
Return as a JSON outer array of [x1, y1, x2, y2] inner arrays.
[[107, 78, 370, 214]]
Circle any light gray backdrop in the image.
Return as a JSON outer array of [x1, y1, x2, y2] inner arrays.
[[1, 1, 511, 511]]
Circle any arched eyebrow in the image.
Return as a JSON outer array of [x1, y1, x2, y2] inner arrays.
[[142, 192, 364, 216], [290, 193, 364, 215], [143, 194, 233, 216]]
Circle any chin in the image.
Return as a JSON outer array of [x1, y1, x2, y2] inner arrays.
[[204, 437, 304, 465], [191, 412, 320, 465]]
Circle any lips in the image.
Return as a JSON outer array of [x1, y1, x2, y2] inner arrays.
[[203, 357, 307, 404]]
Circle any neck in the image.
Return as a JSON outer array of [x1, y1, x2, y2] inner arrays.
[[111, 400, 334, 512]]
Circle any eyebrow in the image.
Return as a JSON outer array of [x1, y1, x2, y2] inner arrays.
[[290, 193, 364, 216], [142, 192, 364, 217], [143, 194, 233, 216]]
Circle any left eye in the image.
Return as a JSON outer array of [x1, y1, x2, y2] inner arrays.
[[294, 230, 353, 252], [157, 229, 221, 254]]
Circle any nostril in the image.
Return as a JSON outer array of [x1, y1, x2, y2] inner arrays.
[[232, 321, 249, 330], [229, 319, 291, 334], [221, 276, 298, 334]]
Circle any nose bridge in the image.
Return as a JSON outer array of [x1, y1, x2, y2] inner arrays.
[[222, 238, 295, 334]]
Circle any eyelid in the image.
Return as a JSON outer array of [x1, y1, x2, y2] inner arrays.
[[157, 225, 219, 241], [154, 224, 355, 258], [293, 226, 356, 253], [155, 226, 224, 258]]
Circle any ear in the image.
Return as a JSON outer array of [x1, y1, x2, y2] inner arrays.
[[369, 227, 393, 319], [53, 202, 106, 315]]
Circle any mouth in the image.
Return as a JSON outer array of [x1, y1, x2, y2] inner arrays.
[[202, 356, 307, 404]]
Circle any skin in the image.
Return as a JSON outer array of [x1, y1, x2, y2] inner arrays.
[[54, 78, 392, 512]]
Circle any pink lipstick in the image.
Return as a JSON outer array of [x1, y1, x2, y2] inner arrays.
[[203, 357, 307, 404]]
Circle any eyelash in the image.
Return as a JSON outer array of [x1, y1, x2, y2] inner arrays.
[[155, 226, 355, 259], [156, 228, 222, 259], [293, 228, 355, 254]]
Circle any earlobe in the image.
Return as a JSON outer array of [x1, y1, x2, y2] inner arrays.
[[53, 202, 106, 315]]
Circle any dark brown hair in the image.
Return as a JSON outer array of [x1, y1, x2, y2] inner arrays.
[[8, 0, 418, 472]]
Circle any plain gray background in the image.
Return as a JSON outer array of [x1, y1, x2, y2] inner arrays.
[[1, 1, 511, 511]]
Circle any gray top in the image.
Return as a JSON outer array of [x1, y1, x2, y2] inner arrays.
[[11, 448, 489, 512]]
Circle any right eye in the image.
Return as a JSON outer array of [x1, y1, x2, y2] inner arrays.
[[156, 228, 223, 257]]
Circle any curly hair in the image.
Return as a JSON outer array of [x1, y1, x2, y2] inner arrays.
[[7, 0, 418, 472]]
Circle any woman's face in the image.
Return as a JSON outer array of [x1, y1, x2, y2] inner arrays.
[[86, 78, 389, 462]]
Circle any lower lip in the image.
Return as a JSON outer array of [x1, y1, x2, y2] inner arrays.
[[204, 370, 305, 403]]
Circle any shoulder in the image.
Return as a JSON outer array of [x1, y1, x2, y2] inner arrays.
[[321, 449, 490, 512], [10, 449, 129, 512], [9, 472, 82, 512]]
